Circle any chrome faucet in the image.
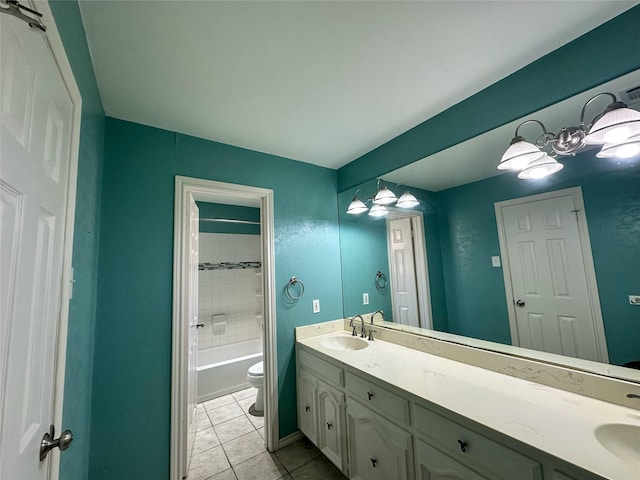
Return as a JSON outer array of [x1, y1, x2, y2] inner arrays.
[[371, 310, 385, 324], [350, 314, 365, 338]]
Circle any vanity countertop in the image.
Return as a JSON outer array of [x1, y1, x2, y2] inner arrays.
[[297, 330, 640, 480]]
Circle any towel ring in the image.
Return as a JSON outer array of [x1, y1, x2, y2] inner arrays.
[[375, 271, 388, 290], [285, 276, 305, 300]]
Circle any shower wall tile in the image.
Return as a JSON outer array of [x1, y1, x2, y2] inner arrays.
[[198, 233, 263, 350]]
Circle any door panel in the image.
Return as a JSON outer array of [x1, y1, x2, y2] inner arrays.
[[388, 217, 419, 327], [186, 195, 199, 467], [501, 194, 602, 361], [1, 11, 74, 479]]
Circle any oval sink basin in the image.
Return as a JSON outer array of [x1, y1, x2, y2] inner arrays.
[[320, 336, 369, 351], [594, 423, 640, 463]]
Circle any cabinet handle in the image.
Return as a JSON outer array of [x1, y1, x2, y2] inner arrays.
[[326, 422, 332, 430], [367, 391, 374, 401], [370, 457, 377, 468], [458, 439, 468, 453], [304, 405, 310, 412]]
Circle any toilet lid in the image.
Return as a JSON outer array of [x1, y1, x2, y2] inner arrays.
[[248, 361, 263, 376]]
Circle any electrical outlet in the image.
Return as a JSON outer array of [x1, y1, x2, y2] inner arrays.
[[363, 293, 369, 305], [312, 299, 320, 313], [491, 256, 501, 268], [629, 295, 640, 306]]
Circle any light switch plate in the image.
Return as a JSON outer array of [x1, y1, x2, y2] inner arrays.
[[491, 256, 501, 268], [312, 299, 320, 313], [629, 295, 640, 305], [363, 293, 369, 305]]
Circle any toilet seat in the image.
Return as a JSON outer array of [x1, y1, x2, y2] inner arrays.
[[248, 361, 263, 377]]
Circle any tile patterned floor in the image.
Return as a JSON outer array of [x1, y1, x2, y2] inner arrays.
[[188, 387, 347, 480]]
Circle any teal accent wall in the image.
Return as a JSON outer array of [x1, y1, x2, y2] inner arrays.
[[90, 118, 343, 479], [438, 153, 640, 365], [337, 6, 640, 191], [338, 180, 448, 331], [196, 202, 260, 234], [48, 2, 104, 479]]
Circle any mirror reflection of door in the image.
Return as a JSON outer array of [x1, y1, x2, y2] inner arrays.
[[386, 214, 431, 329], [496, 188, 608, 363]]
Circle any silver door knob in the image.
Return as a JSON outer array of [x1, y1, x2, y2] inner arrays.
[[516, 299, 525, 307], [40, 424, 73, 461], [196, 322, 205, 328]]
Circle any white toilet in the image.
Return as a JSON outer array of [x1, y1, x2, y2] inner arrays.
[[246, 360, 264, 415]]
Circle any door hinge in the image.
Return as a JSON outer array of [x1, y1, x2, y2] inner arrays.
[[571, 209, 580, 221]]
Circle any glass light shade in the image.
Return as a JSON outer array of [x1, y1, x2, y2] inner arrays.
[[372, 186, 397, 205], [596, 135, 640, 159], [368, 204, 388, 217], [396, 191, 419, 208], [347, 197, 368, 214], [584, 107, 640, 145], [517, 155, 564, 180], [498, 140, 546, 171]]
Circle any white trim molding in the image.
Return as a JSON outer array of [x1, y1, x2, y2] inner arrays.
[[494, 186, 609, 364], [171, 176, 278, 480]]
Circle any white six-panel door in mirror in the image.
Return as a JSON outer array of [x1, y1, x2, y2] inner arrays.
[[1, 12, 74, 480], [498, 191, 605, 362], [388, 217, 420, 327]]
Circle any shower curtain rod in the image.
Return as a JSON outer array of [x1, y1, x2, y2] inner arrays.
[[199, 218, 260, 226]]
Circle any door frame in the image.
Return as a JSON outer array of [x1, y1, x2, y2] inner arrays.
[[494, 186, 609, 363], [26, 1, 82, 478], [385, 210, 432, 329], [171, 176, 278, 480]]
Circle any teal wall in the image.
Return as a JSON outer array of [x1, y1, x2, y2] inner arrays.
[[48, 2, 104, 479], [438, 152, 640, 365], [337, 6, 640, 192], [90, 118, 343, 479], [197, 202, 261, 234], [338, 179, 449, 331]]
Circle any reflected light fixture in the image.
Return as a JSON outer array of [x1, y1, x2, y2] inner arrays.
[[499, 93, 640, 179], [346, 181, 420, 215]]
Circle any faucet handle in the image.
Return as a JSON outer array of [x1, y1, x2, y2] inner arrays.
[[352, 326, 357, 336], [368, 329, 378, 341]]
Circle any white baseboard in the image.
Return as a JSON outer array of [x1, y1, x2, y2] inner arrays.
[[276, 430, 304, 450]]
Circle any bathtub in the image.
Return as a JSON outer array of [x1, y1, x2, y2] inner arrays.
[[197, 338, 263, 402]]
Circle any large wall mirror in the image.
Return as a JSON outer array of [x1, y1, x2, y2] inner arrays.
[[338, 69, 640, 383]]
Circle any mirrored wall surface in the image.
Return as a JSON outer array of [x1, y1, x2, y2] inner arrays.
[[338, 70, 640, 383]]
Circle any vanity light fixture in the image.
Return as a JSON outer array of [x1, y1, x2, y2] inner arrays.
[[396, 191, 420, 208], [498, 93, 640, 179], [596, 134, 640, 159], [368, 204, 389, 217], [346, 181, 420, 215]]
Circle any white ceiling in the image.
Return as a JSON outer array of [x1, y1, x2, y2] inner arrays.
[[78, 1, 636, 170]]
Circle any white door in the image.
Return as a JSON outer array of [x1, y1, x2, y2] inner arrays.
[[1, 6, 78, 479], [185, 195, 199, 473], [498, 191, 605, 362], [387, 217, 420, 327]]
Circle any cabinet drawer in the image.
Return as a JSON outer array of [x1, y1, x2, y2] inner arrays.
[[414, 404, 542, 480], [299, 348, 344, 387], [345, 371, 411, 426]]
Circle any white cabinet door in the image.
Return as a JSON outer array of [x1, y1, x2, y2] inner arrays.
[[297, 370, 318, 444], [416, 438, 489, 480], [347, 400, 413, 480], [317, 380, 346, 473]]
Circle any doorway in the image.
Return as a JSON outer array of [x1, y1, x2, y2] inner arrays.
[[495, 187, 608, 362], [171, 176, 278, 480]]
